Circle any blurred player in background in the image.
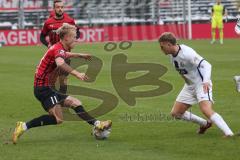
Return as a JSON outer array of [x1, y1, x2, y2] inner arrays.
[[12, 23, 112, 144], [159, 32, 234, 137], [211, 0, 227, 44], [40, 0, 80, 47], [49, 9, 68, 18], [233, 18, 240, 92]]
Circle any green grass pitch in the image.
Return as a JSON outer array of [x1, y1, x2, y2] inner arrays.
[[0, 39, 240, 160]]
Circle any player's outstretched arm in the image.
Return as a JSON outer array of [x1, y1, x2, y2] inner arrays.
[[55, 57, 88, 81], [66, 52, 91, 60]]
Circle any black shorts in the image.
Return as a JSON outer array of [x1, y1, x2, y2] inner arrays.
[[34, 86, 68, 112]]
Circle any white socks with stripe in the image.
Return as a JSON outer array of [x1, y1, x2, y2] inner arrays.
[[210, 113, 234, 136], [181, 111, 207, 127]]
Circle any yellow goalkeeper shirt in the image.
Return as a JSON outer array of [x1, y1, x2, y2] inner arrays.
[[212, 4, 225, 19]]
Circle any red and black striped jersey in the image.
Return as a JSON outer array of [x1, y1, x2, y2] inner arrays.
[[34, 42, 67, 87], [41, 14, 76, 46]]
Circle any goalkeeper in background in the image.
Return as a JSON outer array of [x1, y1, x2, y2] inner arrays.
[[211, 0, 227, 44]]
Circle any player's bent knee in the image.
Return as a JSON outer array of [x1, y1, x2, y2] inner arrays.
[[170, 111, 182, 119], [65, 96, 82, 107], [52, 114, 64, 124], [170, 107, 181, 118], [47, 113, 63, 124], [71, 99, 82, 107], [56, 118, 64, 124]]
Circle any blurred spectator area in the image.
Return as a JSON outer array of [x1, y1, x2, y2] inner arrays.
[[159, 0, 239, 23], [0, 0, 239, 29]]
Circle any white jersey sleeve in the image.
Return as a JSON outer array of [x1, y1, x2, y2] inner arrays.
[[198, 60, 212, 83]]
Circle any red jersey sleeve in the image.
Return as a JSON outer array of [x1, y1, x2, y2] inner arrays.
[[54, 48, 66, 59]]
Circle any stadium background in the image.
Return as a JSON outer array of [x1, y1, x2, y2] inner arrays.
[[0, 0, 239, 46], [1, 1, 240, 160]]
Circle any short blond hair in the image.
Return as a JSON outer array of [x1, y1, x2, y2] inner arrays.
[[158, 32, 177, 45], [56, 23, 76, 39]]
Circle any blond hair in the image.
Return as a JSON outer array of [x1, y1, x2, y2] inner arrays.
[[158, 32, 177, 45], [56, 23, 76, 39]]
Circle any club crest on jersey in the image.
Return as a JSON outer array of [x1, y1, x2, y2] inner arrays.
[[59, 50, 65, 55], [180, 62, 185, 67]]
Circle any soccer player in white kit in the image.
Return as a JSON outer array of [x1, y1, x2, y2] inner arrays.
[[234, 18, 240, 92], [158, 32, 234, 137]]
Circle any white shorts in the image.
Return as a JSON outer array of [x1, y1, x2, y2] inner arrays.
[[176, 83, 214, 105]]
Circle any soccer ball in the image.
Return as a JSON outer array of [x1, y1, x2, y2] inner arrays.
[[92, 127, 111, 140]]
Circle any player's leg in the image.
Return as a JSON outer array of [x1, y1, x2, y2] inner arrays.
[[172, 84, 208, 128], [171, 101, 208, 128], [64, 96, 112, 130], [26, 104, 63, 129], [219, 28, 224, 44], [211, 19, 217, 44], [171, 101, 190, 118], [199, 101, 234, 137], [218, 18, 224, 44], [12, 87, 64, 144], [12, 104, 63, 144], [196, 84, 233, 136], [211, 28, 216, 44], [25, 89, 66, 129], [234, 75, 240, 92], [64, 96, 97, 125]]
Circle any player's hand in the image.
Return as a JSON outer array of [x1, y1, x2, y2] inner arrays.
[[203, 82, 211, 94], [76, 73, 89, 81], [80, 53, 91, 61]]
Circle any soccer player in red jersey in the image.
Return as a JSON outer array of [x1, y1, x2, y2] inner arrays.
[[49, 10, 69, 18], [40, 0, 80, 47], [12, 23, 112, 144], [41, 1, 80, 94]]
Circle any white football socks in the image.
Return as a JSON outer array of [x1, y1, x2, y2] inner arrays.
[[181, 111, 207, 127], [210, 113, 234, 136], [234, 75, 240, 92], [94, 120, 100, 127], [22, 122, 28, 131]]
